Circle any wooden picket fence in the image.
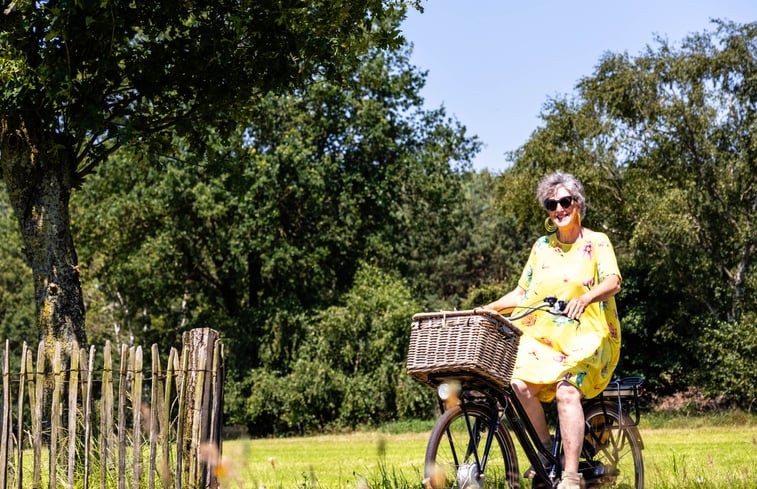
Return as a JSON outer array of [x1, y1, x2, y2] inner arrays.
[[0, 328, 224, 489]]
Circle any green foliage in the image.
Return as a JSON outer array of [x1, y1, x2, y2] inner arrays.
[[71, 38, 479, 366], [0, 185, 35, 347], [235, 264, 421, 434], [0, 0, 414, 343], [697, 315, 757, 408], [406, 170, 534, 309], [1, 0, 408, 156], [0, 6, 753, 433], [497, 19, 757, 405], [461, 282, 515, 310]]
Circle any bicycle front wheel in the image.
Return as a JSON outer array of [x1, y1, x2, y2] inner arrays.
[[582, 404, 644, 489], [424, 403, 520, 489]]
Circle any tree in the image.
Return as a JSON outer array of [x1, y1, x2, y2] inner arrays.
[[402, 170, 535, 307], [71, 40, 479, 371], [0, 0, 411, 346], [498, 20, 756, 403], [237, 263, 421, 434]]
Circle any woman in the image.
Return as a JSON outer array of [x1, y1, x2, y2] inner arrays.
[[483, 171, 622, 489]]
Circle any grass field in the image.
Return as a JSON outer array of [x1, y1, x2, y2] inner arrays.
[[217, 413, 757, 488]]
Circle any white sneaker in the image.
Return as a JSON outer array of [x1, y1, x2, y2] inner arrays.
[[556, 471, 584, 489]]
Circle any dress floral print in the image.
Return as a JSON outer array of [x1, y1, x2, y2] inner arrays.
[[511, 232, 622, 402]]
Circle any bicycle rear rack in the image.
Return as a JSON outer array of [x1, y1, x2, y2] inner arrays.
[[600, 376, 643, 427]]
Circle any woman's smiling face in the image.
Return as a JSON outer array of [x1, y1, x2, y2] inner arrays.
[[546, 185, 578, 229]]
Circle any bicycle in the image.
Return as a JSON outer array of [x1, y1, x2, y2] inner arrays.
[[407, 297, 644, 489]]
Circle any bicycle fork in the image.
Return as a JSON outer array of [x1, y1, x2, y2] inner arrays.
[[446, 400, 499, 486]]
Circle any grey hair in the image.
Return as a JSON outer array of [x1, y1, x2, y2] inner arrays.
[[536, 170, 586, 219]]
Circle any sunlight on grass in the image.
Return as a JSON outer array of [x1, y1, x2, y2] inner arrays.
[[226, 418, 757, 489], [224, 432, 427, 488], [642, 427, 756, 489]]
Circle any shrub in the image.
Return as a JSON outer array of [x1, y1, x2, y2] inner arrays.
[[240, 263, 422, 434], [696, 314, 757, 410]]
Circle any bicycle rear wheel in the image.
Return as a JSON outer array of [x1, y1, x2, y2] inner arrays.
[[424, 403, 520, 488], [581, 404, 644, 489]]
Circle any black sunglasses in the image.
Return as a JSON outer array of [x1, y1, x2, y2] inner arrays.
[[544, 196, 575, 211]]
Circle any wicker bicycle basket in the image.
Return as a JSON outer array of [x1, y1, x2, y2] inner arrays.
[[406, 310, 523, 388]]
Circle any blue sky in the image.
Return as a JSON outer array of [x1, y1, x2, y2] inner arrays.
[[400, 1, 756, 172]]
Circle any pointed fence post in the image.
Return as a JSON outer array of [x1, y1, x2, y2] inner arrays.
[[0, 329, 224, 489], [0, 340, 10, 489], [179, 329, 224, 489]]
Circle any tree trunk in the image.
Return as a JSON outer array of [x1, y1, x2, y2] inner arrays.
[[0, 121, 87, 349]]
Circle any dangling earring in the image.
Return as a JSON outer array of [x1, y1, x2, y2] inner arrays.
[[544, 217, 557, 233]]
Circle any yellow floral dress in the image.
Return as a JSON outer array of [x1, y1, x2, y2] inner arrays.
[[511, 231, 621, 402]]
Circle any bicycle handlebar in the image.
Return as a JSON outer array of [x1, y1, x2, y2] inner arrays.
[[506, 296, 569, 321]]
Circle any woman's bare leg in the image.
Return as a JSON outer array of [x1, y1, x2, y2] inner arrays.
[[555, 381, 584, 473], [511, 379, 551, 443]]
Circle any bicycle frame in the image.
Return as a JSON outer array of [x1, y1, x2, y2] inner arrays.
[[428, 371, 644, 487], [420, 299, 644, 488], [430, 372, 561, 483], [427, 299, 567, 483]]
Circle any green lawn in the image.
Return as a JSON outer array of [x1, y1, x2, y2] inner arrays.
[[642, 426, 756, 488], [221, 416, 757, 488], [220, 432, 425, 488]]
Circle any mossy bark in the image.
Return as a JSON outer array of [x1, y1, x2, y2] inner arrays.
[[0, 119, 87, 351]]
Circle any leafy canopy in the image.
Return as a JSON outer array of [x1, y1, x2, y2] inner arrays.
[[1, 0, 411, 175]]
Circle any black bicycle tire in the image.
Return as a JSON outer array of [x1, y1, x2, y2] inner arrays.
[[424, 403, 520, 488], [582, 403, 645, 489]]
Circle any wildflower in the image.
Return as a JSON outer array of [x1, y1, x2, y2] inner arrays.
[[199, 442, 220, 466], [140, 402, 152, 432], [199, 442, 233, 481], [424, 464, 446, 488], [356, 478, 370, 489]]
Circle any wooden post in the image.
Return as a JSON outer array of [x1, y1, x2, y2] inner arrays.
[[83, 346, 95, 489], [175, 344, 187, 489], [148, 345, 160, 489], [100, 342, 114, 489], [0, 340, 10, 489], [17, 343, 29, 489], [162, 348, 178, 489], [32, 342, 45, 489], [131, 346, 143, 489], [50, 343, 64, 489], [117, 345, 128, 489], [179, 329, 223, 489], [208, 340, 224, 486], [67, 343, 80, 489]]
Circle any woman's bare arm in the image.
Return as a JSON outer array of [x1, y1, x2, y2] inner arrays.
[[481, 286, 526, 314]]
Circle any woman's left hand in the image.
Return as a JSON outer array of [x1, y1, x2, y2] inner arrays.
[[564, 296, 589, 320], [564, 274, 621, 319]]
